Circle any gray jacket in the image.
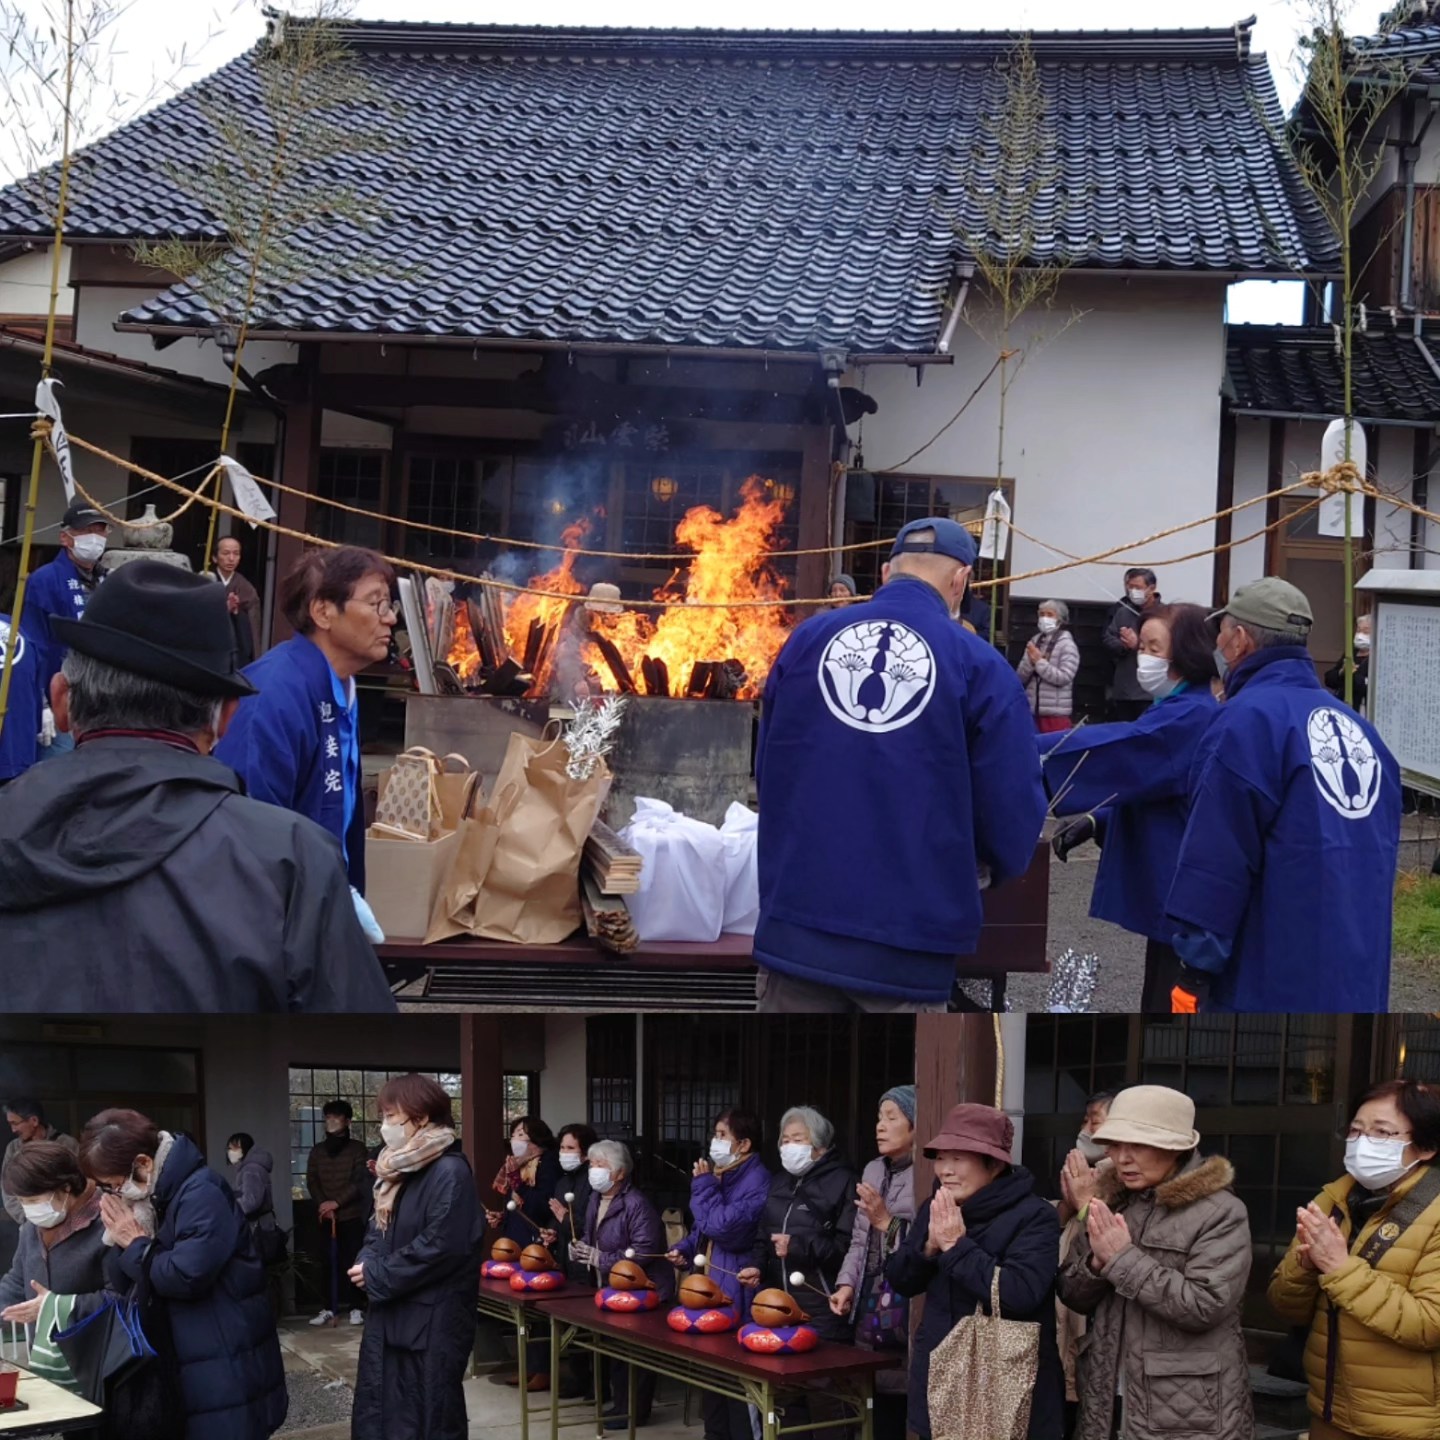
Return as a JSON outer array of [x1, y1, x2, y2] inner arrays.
[[0, 1193, 108, 1318], [231, 1147, 275, 1221], [1016, 629, 1080, 720], [2, 1129, 79, 1226]]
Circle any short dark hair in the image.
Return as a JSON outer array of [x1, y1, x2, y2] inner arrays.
[[1357, 1080, 1440, 1156], [715, 1108, 762, 1152], [322, 1100, 354, 1121], [78, 1108, 160, 1180], [228, 1133, 255, 1157], [377, 1074, 455, 1128], [1125, 568, 1157, 587], [509, 1114, 555, 1148], [557, 1123, 598, 1154], [1085, 1090, 1117, 1110], [2, 1140, 85, 1199], [1144, 604, 1218, 689], [5, 1097, 44, 1124], [280, 546, 394, 634]]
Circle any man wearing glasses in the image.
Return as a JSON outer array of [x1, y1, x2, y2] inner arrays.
[[216, 547, 398, 912]]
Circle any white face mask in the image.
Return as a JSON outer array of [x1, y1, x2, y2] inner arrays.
[[1037, 616, 1058, 634], [380, 1121, 409, 1150], [227, 1148, 243, 1166], [1136, 653, 1175, 698], [70, 533, 107, 565], [588, 1167, 614, 1194], [780, 1143, 815, 1177], [559, 1152, 583, 1172], [510, 1136, 530, 1159], [1127, 587, 1148, 607], [1344, 1135, 1418, 1191], [709, 1138, 736, 1169], [1076, 1133, 1107, 1165], [1354, 631, 1371, 652], [22, 1198, 65, 1229]]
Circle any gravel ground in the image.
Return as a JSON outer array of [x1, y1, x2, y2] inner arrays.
[[278, 1368, 355, 1435]]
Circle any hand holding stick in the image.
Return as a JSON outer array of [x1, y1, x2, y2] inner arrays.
[[505, 1198, 544, 1235]]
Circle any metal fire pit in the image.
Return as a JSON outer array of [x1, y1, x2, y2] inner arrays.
[[403, 694, 551, 778], [603, 696, 757, 829]]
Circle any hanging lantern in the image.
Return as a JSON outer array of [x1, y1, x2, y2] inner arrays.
[[652, 475, 678, 503]]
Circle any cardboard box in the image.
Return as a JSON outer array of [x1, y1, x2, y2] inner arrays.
[[364, 827, 461, 941]]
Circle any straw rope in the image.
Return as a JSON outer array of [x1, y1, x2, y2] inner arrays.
[[54, 437, 1432, 614]]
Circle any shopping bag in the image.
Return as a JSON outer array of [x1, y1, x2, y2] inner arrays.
[[621, 798, 727, 943], [373, 746, 446, 840], [927, 1269, 1038, 1440], [425, 779, 517, 943], [458, 731, 610, 944], [718, 802, 759, 936]]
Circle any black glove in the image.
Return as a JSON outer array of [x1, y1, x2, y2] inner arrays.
[[1170, 967, 1212, 1014], [1051, 813, 1097, 863]]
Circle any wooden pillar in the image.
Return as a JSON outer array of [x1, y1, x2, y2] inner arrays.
[[461, 1015, 505, 1217], [1263, 417, 1286, 576], [270, 356, 321, 647], [1212, 407, 1237, 608], [913, 1015, 998, 1199], [796, 424, 833, 601]]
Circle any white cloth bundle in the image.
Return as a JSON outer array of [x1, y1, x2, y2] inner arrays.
[[621, 798, 728, 943], [718, 802, 760, 936]]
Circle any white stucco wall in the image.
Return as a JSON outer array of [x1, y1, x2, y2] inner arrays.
[[540, 1015, 591, 1133], [0, 245, 71, 317], [856, 276, 1229, 608]]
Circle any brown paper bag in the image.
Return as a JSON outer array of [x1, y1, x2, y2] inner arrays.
[[428, 731, 610, 945], [376, 750, 477, 839], [366, 827, 462, 940], [424, 782, 520, 944]]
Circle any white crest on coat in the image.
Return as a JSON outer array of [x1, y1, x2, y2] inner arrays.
[[817, 619, 936, 734], [1307, 706, 1381, 820], [0, 619, 23, 670]]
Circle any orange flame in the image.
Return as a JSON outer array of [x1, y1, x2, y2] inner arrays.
[[501, 517, 589, 695]]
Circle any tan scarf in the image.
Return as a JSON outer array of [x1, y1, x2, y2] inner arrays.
[[373, 1126, 458, 1232]]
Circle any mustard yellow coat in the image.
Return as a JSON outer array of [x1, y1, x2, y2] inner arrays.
[[1267, 1166, 1440, 1440]]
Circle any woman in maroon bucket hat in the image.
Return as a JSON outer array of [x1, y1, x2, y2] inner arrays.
[[885, 1104, 1064, 1440]]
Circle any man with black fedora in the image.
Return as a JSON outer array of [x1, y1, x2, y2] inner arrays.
[[0, 560, 395, 1012]]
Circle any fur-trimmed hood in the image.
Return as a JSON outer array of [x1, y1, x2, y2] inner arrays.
[[1095, 1153, 1235, 1210]]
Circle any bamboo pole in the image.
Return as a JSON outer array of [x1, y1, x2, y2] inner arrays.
[[0, 0, 76, 748]]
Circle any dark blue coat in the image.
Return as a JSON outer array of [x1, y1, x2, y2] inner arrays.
[[673, 1155, 772, 1316], [21, 549, 95, 689], [500, 1148, 564, 1248], [755, 575, 1045, 1001], [214, 634, 366, 892], [886, 1167, 1063, 1440], [112, 1134, 287, 1440], [1165, 648, 1401, 1011], [1042, 684, 1218, 942], [0, 611, 43, 781], [353, 1145, 482, 1440]]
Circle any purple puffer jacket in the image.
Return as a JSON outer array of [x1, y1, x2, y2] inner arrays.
[[672, 1155, 772, 1317], [582, 1182, 675, 1300]]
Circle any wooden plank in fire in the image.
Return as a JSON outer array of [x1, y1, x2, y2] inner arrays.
[[686, 661, 717, 698], [466, 596, 500, 673], [593, 636, 637, 694], [640, 656, 670, 697], [477, 658, 532, 696]]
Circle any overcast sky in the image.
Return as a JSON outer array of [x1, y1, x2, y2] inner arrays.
[[7, 0, 1371, 325]]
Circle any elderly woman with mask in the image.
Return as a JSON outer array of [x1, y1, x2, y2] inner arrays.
[[831, 1086, 916, 1440], [887, 1103, 1063, 1440], [0, 1140, 109, 1380], [1016, 600, 1080, 734], [1268, 1079, 1440, 1440], [350, 1074, 480, 1440], [668, 1109, 772, 1440], [1057, 1086, 1254, 1440], [80, 1108, 287, 1440], [571, 1140, 675, 1430]]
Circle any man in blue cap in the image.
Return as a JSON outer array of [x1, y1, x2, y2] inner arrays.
[[752, 518, 1045, 1011]]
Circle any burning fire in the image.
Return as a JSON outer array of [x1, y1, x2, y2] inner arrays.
[[445, 479, 793, 700], [584, 477, 791, 698]]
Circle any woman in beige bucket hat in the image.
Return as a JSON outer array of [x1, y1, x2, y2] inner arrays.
[[1057, 1086, 1255, 1440]]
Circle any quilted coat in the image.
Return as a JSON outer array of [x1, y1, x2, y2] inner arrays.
[[1057, 1153, 1254, 1440], [1267, 1164, 1440, 1440], [1016, 627, 1080, 721]]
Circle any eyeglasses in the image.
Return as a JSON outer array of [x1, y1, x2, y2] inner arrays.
[[94, 1180, 125, 1196], [351, 596, 398, 620], [1345, 1126, 1412, 1142]]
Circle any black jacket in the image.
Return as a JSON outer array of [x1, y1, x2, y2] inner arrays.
[[886, 1166, 1063, 1440], [501, 1148, 565, 1248], [1102, 599, 1155, 703], [0, 736, 395, 1012], [352, 1145, 483, 1440], [110, 1134, 287, 1440], [751, 1150, 858, 1342], [1324, 653, 1369, 711]]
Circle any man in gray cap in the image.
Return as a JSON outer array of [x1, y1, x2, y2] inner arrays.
[[753, 517, 1044, 1012], [1165, 577, 1400, 1012], [0, 560, 396, 1013]]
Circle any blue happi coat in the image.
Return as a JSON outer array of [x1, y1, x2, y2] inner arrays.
[[0, 612, 43, 781], [21, 549, 95, 688], [1164, 647, 1401, 1011], [1041, 683, 1218, 942], [755, 574, 1045, 1001], [214, 633, 365, 891]]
